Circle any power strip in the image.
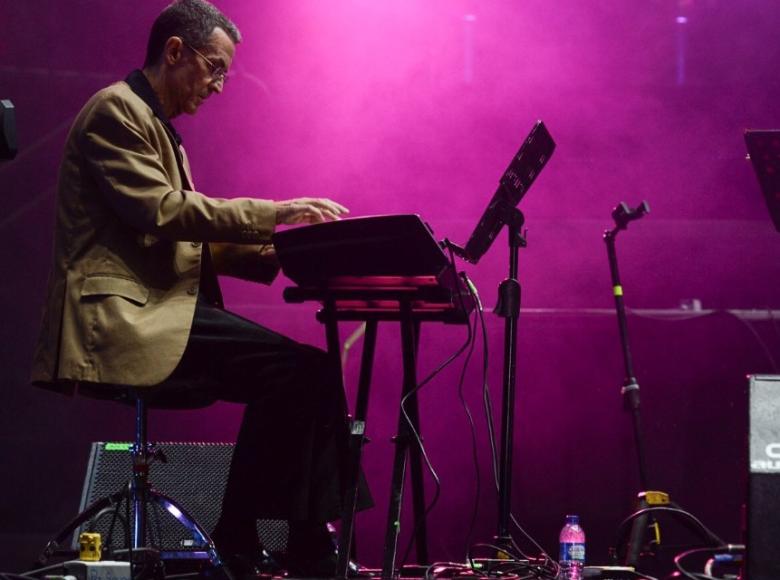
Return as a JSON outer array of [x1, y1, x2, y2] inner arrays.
[[62, 560, 131, 580]]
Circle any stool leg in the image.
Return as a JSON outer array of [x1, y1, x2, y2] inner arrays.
[[38, 492, 125, 565], [42, 402, 224, 569], [150, 491, 223, 565], [131, 397, 149, 549]]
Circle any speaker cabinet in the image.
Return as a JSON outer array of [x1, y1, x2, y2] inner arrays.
[[748, 375, 780, 580], [73, 442, 287, 554]]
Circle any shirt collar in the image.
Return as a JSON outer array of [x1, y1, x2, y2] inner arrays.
[[125, 69, 182, 145]]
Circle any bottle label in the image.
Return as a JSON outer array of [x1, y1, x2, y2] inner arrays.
[[559, 542, 585, 563]]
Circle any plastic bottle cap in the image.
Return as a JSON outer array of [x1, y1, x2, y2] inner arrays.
[[565, 514, 579, 525]]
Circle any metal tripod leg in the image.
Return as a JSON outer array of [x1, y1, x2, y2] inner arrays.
[[38, 486, 221, 565], [40, 396, 221, 567]]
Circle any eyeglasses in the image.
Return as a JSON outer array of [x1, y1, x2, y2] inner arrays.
[[184, 42, 230, 85]]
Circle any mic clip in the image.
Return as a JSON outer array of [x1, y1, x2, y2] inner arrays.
[[611, 200, 650, 230]]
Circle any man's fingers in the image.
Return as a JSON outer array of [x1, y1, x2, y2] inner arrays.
[[275, 197, 349, 225], [308, 199, 349, 217], [322, 200, 349, 214], [304, 206, 326, 223], [318, 207, 344, 221]]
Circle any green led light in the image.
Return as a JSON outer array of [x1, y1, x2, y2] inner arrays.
[[105, 442, 132, 452]]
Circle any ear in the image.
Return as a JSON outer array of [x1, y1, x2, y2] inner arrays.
[[163, 36, 185, 66]]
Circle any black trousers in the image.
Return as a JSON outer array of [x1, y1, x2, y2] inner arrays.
[[164, 296, 370, 527]]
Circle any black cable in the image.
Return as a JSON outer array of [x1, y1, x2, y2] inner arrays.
[[472, 289, 541, 569], [18, 562, 69, 579], [88, 507, 129, 562], [104, 485, 129, 558], [468, 541, 521, 563], [509, 515, 560, 578], [476, 291, 500, 487], [415, 279, 557, 580], [112, 547, 160, 580], [467, 542, 557, 580], [673, 545, 744, 580], [398, 245, 476, 565], [437, 246, 554, 579], [614, 505, 725, 560], [423, 561, 472, 580], [456, 278, 485, 561], [395, 329, 470, 547], [403, 304, 479, 566], [471, 284, 557, 578]]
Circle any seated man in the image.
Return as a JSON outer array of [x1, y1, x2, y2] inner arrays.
[[31, 0, 368, 574]]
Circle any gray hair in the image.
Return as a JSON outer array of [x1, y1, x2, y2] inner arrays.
[[144, 0, 241, 67]]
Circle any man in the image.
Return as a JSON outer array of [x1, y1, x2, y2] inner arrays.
[[31, 0, 366, 575]]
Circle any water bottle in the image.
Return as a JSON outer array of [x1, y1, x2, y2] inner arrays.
[[559, 514, 585, 580]]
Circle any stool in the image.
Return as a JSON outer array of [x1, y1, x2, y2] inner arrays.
[[38, 387, 223, 570]]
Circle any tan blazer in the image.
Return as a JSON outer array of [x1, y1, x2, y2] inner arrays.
[[32, 80, 280, 391]]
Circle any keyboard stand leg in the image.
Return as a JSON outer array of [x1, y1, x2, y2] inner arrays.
[[382, 308, 427, 579], [406, 320, 428, 565], [337, 320, 378, 579]]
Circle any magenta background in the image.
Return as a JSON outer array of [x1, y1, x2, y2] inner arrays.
[[2, 0, 780, 573]]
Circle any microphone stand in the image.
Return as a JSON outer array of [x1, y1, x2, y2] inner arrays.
[[604, 202, 728, 572], [604, 202, 651, 487], [603, 202, 658, 567]]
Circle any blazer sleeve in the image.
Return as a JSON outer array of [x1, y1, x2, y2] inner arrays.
[[79, 91, 277, 244], [209, 242, 281, 284]]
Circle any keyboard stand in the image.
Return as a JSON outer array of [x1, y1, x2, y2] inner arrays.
[[284, 285, 469, 579]]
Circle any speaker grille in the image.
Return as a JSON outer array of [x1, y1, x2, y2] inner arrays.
[[74, 442, 288, 554]]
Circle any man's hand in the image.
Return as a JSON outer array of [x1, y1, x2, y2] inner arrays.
[[274, 197, 349, 225]]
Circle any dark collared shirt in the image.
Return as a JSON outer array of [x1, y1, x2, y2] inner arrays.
[[124, 70, 223, 307], [125, 69, 183, 145]]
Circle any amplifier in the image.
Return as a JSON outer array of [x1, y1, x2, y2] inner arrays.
[[747, 375, 780, 580], [73, 442, 287, 555]]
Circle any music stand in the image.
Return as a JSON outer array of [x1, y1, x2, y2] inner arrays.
[[458, 121, 555, 264], [456, 120, 555, 551], [745, 129, 780, 232]]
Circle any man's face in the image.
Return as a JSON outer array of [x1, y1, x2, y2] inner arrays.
[[168, 27, 235, 117]]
